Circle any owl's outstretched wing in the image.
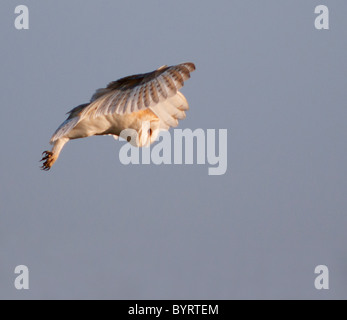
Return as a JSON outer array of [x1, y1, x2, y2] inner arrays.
[[81, 62, 195, 118]]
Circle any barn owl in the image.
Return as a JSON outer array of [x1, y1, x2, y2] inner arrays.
[[40, 62, 195, 171]]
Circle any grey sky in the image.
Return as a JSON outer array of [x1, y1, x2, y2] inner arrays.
[[0, 1, 346, 299]]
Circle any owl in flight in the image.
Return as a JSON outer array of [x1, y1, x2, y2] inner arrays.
[[40, 62, 195, 171]]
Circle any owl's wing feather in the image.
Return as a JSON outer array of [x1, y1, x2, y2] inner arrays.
[[50, 117, 79, 144], [80, 62, 195, 119], [149, 92, 189, 129], [50, 103, 89, 143]]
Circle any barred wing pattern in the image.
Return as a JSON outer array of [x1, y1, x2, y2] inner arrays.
[[80, 62, 195, 119]]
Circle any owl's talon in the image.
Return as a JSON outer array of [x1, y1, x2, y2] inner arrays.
[[40, 151, 56, 171]]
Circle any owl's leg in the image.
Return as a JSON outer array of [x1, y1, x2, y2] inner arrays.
[[40, 138, 69, 171]]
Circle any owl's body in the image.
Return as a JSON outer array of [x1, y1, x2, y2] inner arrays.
[[41, 63, 195, 170]]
